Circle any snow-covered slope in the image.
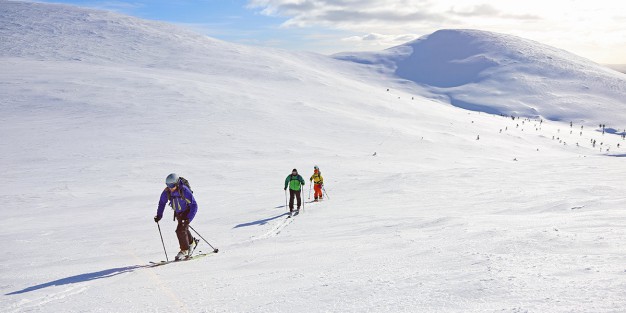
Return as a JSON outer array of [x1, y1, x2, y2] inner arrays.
[[2, 2, 626, 312], [335, 29, 626, 127]]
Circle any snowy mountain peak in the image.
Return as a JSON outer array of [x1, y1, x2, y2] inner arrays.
[[391, 29, 584, 88], [336, 29, 626, 125]]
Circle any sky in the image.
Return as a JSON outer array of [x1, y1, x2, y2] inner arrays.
[[33, 0, 626, 64]]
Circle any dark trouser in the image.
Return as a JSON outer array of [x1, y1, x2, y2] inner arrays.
[[289, 189, 301, 211], [175, 214, 193, 251]]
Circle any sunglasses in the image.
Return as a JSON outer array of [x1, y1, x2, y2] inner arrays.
[[166, 183, 177, 188]]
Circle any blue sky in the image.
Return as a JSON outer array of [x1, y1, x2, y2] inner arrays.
[[35, 1, 626, 63], [35, 0, 356, 53]]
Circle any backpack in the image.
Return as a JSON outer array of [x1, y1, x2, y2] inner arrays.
[[178, 177, 192, 194]]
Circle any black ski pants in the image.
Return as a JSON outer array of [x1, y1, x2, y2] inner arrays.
[[289, 189, 302, 211], [175, 214, 193, 251]]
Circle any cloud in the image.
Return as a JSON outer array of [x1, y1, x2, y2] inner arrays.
[[247, 0, 543, 30], [448, 4, 540, 20], [248, 0, 449, 29], [245, 0, 626, 63], [343, 33, 418, 44]]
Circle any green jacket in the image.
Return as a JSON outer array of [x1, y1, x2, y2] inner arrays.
[[285, 174, 305, 191]]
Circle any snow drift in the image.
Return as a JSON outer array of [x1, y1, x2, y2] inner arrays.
[[335, 29, 626, 126]]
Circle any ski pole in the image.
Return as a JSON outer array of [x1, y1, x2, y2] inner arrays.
[[156, 222, 169, 262], [285, 189, 288, 213], [301, 188, 305, 212], [189, 225, 219, 253], [323, 186, 330, 200]]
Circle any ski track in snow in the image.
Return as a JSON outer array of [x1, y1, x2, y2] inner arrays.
[[251, 215, 295, 241], [7, 286, 89, 313], [248, 203, 319, 242]]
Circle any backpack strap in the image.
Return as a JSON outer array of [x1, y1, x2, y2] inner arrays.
[[165, 182, 191, 209], [179, 182, 191, 207]]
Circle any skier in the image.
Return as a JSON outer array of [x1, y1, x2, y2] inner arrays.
[[154, 173, 199, 260], [284, 169, 305, 214], [310, 165, 324, 201]]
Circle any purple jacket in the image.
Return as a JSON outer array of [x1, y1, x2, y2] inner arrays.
[[156, 185, 197, 222]]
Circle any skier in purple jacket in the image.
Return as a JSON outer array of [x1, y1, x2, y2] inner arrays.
[[154, 173, 199, 260]]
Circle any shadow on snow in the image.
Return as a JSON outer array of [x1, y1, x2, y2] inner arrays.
[[233, 212, 289, 229], [6, 265, 147, 295]]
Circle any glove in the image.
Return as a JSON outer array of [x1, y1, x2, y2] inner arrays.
[[284, 187, 287, 190], [154, 216, 161, 223]]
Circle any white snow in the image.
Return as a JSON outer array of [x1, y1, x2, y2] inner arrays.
[[335, 29, 626, 127], [1, 1, 626, 312]]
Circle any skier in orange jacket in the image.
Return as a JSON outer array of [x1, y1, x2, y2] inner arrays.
[[309, 165, 324, 201]]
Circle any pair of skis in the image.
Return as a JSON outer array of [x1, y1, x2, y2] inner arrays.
[[150, 238, 219, 267], [288, 198, 324, 217], [149, 249, 218, 267], [288, 194, 326, 218]]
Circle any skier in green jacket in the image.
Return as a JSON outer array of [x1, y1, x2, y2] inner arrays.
[[284, 168, 305, 214]]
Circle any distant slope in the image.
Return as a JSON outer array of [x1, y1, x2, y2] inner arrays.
[[335, 29, 626, 127], [0, 0, 342, 79], [0, 0, 232, 70], [606, 64, 626, 74]]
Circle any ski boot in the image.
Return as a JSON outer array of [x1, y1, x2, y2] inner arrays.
[[189, 238, 200, 254], [175, 250, 189, 261]]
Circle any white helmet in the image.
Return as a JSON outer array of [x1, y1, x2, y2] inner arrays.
[[165, 173, 179, 188]]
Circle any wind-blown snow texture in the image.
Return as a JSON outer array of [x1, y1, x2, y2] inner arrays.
[[335, 29, 626, 126], [1, 2, 626, 312]]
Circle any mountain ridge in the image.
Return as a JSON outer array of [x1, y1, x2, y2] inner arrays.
[[335, 29, 626, 126]]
